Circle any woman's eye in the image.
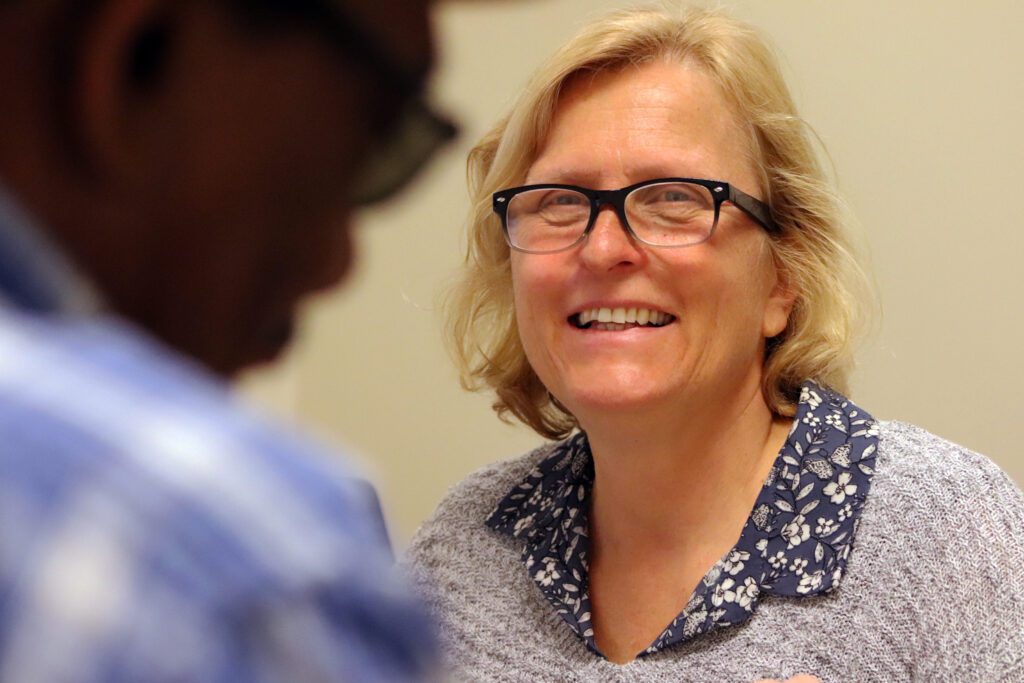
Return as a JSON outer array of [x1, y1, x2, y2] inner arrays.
[[550, 193, 583, 206], [661, 190, 694, 202], [536, 192, 586, 211]]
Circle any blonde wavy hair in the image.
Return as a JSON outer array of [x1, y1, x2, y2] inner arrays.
[[445, 5, 874, 439]]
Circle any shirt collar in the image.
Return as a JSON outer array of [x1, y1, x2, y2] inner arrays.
[[0, 182, 103, 316], [486, 381, 878, 657]]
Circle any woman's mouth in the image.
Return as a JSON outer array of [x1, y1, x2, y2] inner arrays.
[[569, 306, 676, 331]]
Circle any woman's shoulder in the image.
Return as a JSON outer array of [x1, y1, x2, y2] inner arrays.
[[873, 420, 1022, 507], [404, 442, 557, 561], [861, 425, 1024, 679], [863, 419, 1024, 574], [431, 442, 558, 521]]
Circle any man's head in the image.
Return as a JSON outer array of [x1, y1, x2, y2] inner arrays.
[[0, 0, 448, 375]]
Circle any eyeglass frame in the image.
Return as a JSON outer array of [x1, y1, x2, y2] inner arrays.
[[492, 177, 779, 254], [271, 0, 459, 205]]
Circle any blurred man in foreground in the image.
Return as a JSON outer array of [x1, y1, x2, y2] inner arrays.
[[0, 0, 455, 680]]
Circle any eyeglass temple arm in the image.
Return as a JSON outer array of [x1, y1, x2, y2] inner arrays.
[[728, 186, 780, 234]]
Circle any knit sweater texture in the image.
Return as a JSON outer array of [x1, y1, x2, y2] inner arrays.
[[404, 421, 1024, 682]]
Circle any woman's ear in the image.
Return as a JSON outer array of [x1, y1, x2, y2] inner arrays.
[[762, 259, 798, 339], [72, 0, 174, 185]]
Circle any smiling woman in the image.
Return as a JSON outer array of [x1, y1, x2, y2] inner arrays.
[[508, 62, 795, 432], [404, 5, 1024, 682]]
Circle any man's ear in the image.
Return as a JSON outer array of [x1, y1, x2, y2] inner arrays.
[[73, 0, 174, 185]]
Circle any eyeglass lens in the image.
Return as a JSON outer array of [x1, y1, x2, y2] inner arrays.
[[505, 181, 718, 252], [350, 99, 459, 206]]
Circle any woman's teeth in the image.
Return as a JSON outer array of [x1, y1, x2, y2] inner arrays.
[[573, 307, 674, 329]]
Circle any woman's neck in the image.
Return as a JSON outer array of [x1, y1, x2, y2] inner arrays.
[[583, 379, 791, 554]]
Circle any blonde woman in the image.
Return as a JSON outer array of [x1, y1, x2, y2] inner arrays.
[[407, 6, 1024, 681]]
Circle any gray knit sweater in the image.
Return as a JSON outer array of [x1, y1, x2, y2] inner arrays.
[[405, 421, 1024, 682]]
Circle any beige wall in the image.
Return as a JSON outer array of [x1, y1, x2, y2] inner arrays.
[[241, 0, 1024, 544]]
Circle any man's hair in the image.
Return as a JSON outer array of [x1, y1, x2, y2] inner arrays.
[[445, 5, 875, 439]]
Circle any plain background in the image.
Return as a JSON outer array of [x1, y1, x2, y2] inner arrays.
[[241, 0, 1024, 544]]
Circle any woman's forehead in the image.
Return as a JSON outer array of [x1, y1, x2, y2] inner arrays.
[[527, 61, 756, 188]]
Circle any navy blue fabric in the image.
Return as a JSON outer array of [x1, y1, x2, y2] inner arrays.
[[487, 382, 878, 658]]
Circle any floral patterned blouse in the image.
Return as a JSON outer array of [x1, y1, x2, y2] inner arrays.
[[485, 381, 879, 658]]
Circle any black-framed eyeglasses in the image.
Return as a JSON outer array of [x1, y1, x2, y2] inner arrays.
[[257, 0, 459, 205], [492, 178, 778, 254]]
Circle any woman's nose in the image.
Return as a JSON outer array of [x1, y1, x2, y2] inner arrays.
[[578, 206, 644, 271]]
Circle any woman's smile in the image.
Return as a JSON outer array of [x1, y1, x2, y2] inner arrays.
[[569, 305, 676, 330]]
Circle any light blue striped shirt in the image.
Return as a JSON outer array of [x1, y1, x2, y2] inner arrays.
[[0, 185, 438, 682]]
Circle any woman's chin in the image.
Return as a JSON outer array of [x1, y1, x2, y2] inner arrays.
[[547, 360, 689, 412], [559, 384, 681, 421]]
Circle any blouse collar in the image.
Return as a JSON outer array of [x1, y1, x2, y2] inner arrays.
[[486, 381, 879, 658]]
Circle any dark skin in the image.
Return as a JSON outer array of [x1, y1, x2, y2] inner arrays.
[[0, 0, 434, 375]]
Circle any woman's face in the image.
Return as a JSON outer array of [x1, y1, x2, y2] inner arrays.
[[511, 61, 794, 421]]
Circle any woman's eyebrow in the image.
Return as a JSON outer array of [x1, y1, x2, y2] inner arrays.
[[523, 168, 602, 185], [525, 158, 706, 187]]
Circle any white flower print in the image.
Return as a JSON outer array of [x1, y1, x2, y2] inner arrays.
[[768, 551, 788, 570], [824, 472, 857, 504], [801, 414, 821, 427], [800, 386, 823, 409], [824, 413, 843, 428], [711, 578, 738, 607], [724, 550, 749, 575], [683, 607, 709, 637], [781, 514, 811, 548], [797, 570, 825, 594], [837, 502, 854, 521], [735, 577, 760, 610], [513, 513, 536, 535], [815, 517, 838, 536], [712, 577, 760, 609], [534, 560, 560, 587], [527, 487, 544, 507], [789, 557, 809, 575]]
